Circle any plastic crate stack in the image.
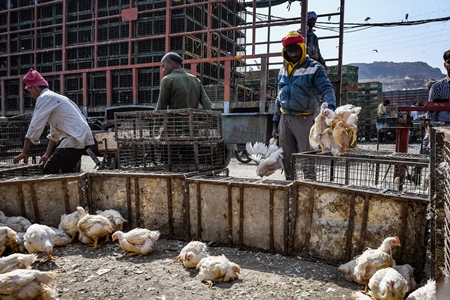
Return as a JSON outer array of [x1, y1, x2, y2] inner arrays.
[[114, 109, 227, 172], [328, 65, 359, 106], [357, 82, 383, 125]]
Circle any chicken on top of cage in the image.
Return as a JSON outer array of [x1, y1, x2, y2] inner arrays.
[[309, 102, 362, 156]]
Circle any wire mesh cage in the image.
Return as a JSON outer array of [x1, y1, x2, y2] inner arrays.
[[0, 118, 49, 165], [0, 164, 43, 179], [117, 140, 228, 173], [292, 149, 430, 198], [114, 109, 222, 142]]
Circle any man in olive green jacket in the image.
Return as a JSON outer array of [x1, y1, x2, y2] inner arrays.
[[156, 52, 212, 110]]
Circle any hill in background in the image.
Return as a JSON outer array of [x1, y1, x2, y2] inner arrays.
[[349, 61, 445, 91]]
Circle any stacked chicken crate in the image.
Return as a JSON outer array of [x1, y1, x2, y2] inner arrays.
[[328, 65, 359, 107], [114, 109, 228, 172], [357, 81, 383, 140], [0, 0, 247, 117]]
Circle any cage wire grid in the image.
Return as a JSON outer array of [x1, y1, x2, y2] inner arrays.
[[292, 149, 430, 198]]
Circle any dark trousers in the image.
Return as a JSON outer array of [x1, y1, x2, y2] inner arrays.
[[43, 147, 86, 174]]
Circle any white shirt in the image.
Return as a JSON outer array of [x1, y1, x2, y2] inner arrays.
[[26, 88, 94, 149]]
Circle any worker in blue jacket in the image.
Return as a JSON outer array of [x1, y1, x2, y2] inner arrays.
[[272, 30, 336, 180]]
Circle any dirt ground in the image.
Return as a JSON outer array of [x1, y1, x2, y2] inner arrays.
[[20, 142, 436, 299]]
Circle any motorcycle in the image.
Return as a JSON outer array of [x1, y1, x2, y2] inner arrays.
[[234, 144, 252, 164]]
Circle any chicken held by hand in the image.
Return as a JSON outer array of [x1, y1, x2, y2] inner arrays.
[[309, 102, 334, 154]]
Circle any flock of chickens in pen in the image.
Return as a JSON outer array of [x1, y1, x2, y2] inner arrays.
[[0, 209, 240, 299], [245, 103, 363, 178], [338, 236, 436, 300], [0, 208, 438, 300]]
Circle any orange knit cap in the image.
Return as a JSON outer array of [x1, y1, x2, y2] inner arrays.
[[281, 31, 305, 47]]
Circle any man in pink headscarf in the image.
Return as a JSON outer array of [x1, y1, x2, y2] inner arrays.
[[13, 69, 94, 174]]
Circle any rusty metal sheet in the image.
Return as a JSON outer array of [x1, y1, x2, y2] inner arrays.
[[292, 181, 428, 279], [87, 172, 188, 239], [187, 177, 291, 254], [0, 174, 86, 227]]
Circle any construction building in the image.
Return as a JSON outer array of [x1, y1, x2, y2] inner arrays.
[[0, 0, 345, 118]]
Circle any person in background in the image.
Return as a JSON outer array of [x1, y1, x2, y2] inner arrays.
[[13, 69, 94, 174], [272, 30, 336, 180], [410, 101, 424, 121], [423, 51, 450, 153], [303, 11, 327, 69], [377, 100, 390, 118], [156, 52, 212, 110], [427, 50, 450, 122]]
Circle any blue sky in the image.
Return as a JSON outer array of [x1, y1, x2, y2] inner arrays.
[[252, 0, 449, 75]]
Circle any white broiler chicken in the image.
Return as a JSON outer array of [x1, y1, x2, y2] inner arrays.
[[354, 236, 401, 293], [50, 226, 72, 247], [0, 253, 37, 274], [15, 232, 27, 253], [174, 241, 209, 269], [196, 254, 241, 288], [326, 104, 361, 146], [23, 224, 56, 261], [246, 138, 284, 177], [352, 291, 372, 300], [0, 269, 57, 300], [309, 102, 334, 154], [331, 120, 351, 156], [0, 211, 32, 233], [338, 257, 358, 282], [0, 226, 19, 256], [393, 264, 416, 293], [112, 228, 160, 256], [405, 279, 435, 300], [78, 232, 94, 245], [96, 209, 127, 232], [368, 267, 408, 300], [76, 206, 113, 249], [59, 209, 82, 241]]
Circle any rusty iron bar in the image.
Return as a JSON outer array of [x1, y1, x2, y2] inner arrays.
[[29, 182, 40, 224], [344, 192, 356, 262], [134, 177, 143, 228], [303, 184, 316, 255], [167, 178, 174, 237], [269, 188, 274, 253], [358, 193, 370, 255], [62, 179, 71, 214], [196, 182, 202, 240], [239, 185, 244, 247], [16, 183, 26, 217], [126, 176, 132, 229], [227, 183, 233, 247], [182, 175, 190, 241], [288, 184, 298, 255]]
